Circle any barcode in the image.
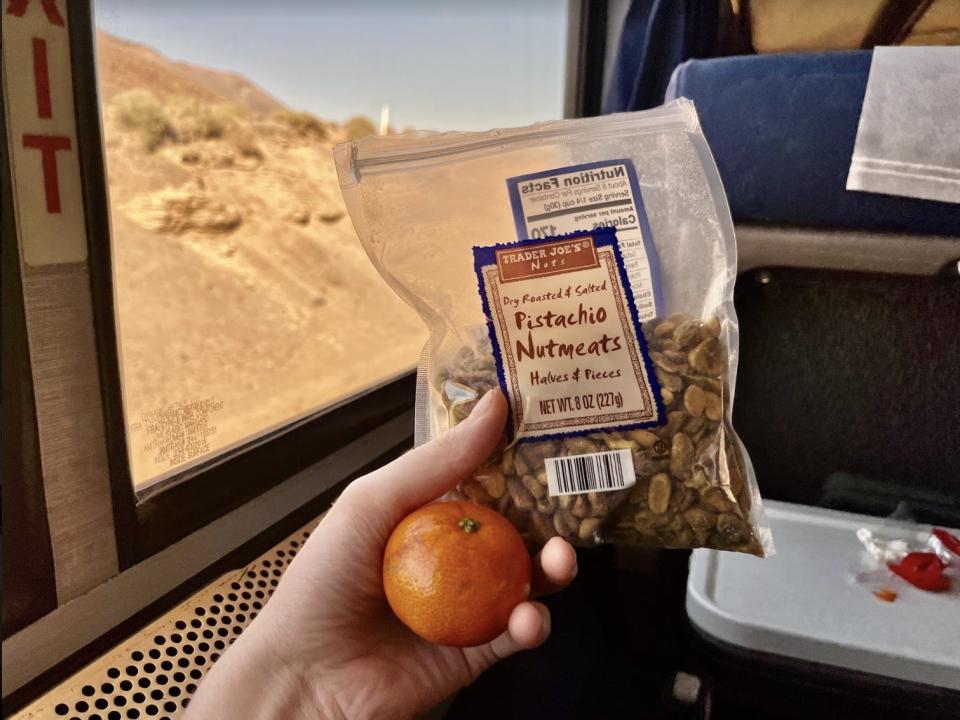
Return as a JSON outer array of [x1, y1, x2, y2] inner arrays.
[[545, 449, 636, 497]]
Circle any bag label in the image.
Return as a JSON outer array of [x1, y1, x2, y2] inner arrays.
[[506, 159, 662, 320], [545, 449, 636, 496], [473, 228, 663, 440]]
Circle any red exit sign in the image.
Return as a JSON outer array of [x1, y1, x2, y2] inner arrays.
[[3, 0, 88, 264]]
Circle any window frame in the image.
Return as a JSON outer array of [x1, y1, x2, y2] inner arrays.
[[565, 0, 609, 118], [1, 82, 60, 635], [66, 1, 423, 569]]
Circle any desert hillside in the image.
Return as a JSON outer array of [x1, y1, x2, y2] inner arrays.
[[97, 31, 286, 114], [96, 31, 425, 487]]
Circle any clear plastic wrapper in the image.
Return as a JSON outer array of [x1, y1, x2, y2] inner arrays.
[[336, 100, 773, 556], [854, 526, 958, 596]]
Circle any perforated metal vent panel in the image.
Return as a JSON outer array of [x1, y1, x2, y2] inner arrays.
[[12, 521, 320, 720]]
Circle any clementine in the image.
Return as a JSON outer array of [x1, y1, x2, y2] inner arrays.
[[383, 500, 532, 647]]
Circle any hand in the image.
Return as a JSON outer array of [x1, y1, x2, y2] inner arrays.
[[186, 390, 578, 719]]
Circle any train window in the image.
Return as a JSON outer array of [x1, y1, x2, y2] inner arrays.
[[93, 1, 569, 492]]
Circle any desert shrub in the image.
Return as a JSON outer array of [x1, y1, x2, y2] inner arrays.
[[180, 103, 236, 140], [344, 115, 377, 140], [115, 90, 173, 152], [278, 110, 329, 138]]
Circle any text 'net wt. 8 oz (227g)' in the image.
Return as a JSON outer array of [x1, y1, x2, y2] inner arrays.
[[335, 99, 774, 557]]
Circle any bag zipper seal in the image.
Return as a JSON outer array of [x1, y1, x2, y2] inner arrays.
[[347, 99, 698, 178]]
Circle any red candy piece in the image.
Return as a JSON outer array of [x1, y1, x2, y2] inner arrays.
[[888, 552, 950, 592]]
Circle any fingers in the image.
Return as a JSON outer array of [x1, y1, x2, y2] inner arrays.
[[461, 537, 574, 680], [462, 601, 551, 678], [344, 389, 508, 530], [501, 601, 551, 652], [532, 537, 578, 597]]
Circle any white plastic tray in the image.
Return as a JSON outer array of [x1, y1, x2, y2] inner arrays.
[[686, 501, 960, 690]]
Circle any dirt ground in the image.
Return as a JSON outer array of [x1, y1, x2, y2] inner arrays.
[[97, 31, 426, 488]]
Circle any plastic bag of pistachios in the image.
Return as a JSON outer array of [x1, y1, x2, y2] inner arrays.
[[335, 99, 774, 557]]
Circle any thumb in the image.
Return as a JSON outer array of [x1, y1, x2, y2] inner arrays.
[[462, 601, 551, 679], [344, 389, 508, 529]]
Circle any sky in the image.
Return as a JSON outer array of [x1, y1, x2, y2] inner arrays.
[[94, 0, 569, 132]]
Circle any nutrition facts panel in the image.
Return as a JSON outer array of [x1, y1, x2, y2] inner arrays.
[[506, 159, 662, 320]]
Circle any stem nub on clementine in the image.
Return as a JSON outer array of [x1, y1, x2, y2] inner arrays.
[[383, 500, 532, 647]]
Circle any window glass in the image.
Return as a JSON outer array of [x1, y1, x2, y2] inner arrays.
[[94, 0, 568, 492]]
